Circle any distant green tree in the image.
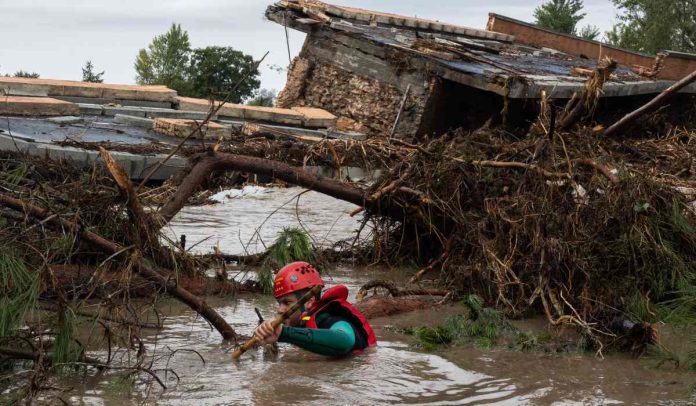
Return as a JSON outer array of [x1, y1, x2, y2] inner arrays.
[[134, 23, 191, 92], [246, 88, 277, 107], [579, 25, 601, 41], [185, 46, 260, 102], [81, 60, 104, 83], [13, 70, 40, 79], [534, 0, 586, 35], [607, 0, 696, 54]]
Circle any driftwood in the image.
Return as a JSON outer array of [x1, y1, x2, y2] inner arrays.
[[356, 280, 450, 302], [559, 57, 617, 130], [604, 69, 696, 137], [0, 193, 238, 341], [0, 346, 102, 366], [99, 147, 161, 249]]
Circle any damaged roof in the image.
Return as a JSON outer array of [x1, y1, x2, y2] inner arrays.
[[267, 0, 696, 99]]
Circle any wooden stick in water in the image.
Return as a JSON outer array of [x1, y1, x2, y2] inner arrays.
[[231, 285, 322, 360]]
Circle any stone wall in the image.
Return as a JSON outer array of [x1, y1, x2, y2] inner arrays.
[[487, 13, 696, 81]]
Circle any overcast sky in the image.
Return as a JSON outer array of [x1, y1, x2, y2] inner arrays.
[[0, 0, 620, 92]]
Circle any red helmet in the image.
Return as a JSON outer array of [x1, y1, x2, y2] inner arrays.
[[273, 261, 324, 299]]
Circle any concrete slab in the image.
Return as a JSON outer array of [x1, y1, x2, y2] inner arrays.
[[47, 116, 84, 125], [0, 77, 178, 103], [153, 118, 231, 140], [0, 96, 79, 116], [103, 106, 148, 118], [0, 132, 186, 181], [77, 104, 105, 116], [113, 114, 154, 129], [101, 104, 213, 120], [54, 96, 173, 109], [291, 106, 338, 128], [0, 82, 51, 97], [176, 96, 305, 126]]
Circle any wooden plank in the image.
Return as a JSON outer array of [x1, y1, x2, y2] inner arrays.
[[0, 96, 79, 116]]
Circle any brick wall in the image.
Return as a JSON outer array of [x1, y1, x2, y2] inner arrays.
[[487, 14, 696, 81]]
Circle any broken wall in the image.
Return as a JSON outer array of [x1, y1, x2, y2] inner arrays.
[[277, 32, 433, 139], [487, 13, 696, 81]]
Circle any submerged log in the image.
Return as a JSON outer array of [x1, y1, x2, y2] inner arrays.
[[0, 193, 238, 342]]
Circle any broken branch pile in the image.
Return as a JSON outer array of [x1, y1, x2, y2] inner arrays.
[[359, 110, 696, 351]]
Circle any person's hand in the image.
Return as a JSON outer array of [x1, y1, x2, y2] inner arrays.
[[253, 320, 282, 345]]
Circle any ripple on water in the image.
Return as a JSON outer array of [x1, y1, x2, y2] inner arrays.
[[164, 187, 362, 255]]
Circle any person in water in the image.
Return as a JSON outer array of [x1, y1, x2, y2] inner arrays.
[[253, 261, 376, 356]]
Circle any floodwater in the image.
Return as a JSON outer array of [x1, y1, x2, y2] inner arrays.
[[55, 187, 695, 405]]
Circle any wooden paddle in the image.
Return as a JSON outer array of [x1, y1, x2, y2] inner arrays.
[[231, 285, 322, 360]]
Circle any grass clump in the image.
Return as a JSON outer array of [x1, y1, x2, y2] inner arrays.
[[414, 295, 513, 351], [259, 228, 315, 294], [0, 250, 40, 341]]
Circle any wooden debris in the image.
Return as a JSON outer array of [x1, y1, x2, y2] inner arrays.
[[605, 69, 696, 137]]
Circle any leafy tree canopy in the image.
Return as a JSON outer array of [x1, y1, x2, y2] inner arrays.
[[607, 0, 696, 54], [534, 0, 587, 35], [246, 88, 277, 107], [134, 25, 260, 102], [135, 23, 191, 92], [13, 70, 40, 79], [187, 46, 260, 102]]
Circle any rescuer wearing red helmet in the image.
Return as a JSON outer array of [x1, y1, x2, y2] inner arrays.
[[253, 261, 376, 356]]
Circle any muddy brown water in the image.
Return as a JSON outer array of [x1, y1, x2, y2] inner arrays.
[[49, 187, 695, 405]]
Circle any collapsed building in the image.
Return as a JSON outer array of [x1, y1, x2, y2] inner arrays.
[[266, 0, 696, 139], [0, 77, 352, 180]]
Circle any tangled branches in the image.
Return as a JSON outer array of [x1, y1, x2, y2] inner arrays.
[[362, 115, 696, 352]]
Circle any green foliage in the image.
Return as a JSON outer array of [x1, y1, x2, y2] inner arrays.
[[134, 25, 260, 102], [414, 295, 512, 351], [688, 346, 696, 371], [5, 161, 29, 186], [13, 70, 40, 78], [579, 25, 601, 40], [247, 88, 277, 107], [608, 0, 696, 54], [50, 233, 77, 263], [0, 251, 39, 340], [415, 324, 454, 351], [609, 199, 696, 325], [511, 331, 553, 352], [186, 46, 260, 102], [52, 309, 80, 366], [259, 228, 315, 294], [104, 372, 137, 396], [135, 23, 191, 91], [534, 0, 586, 35], [82, 60, 104, 83]]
